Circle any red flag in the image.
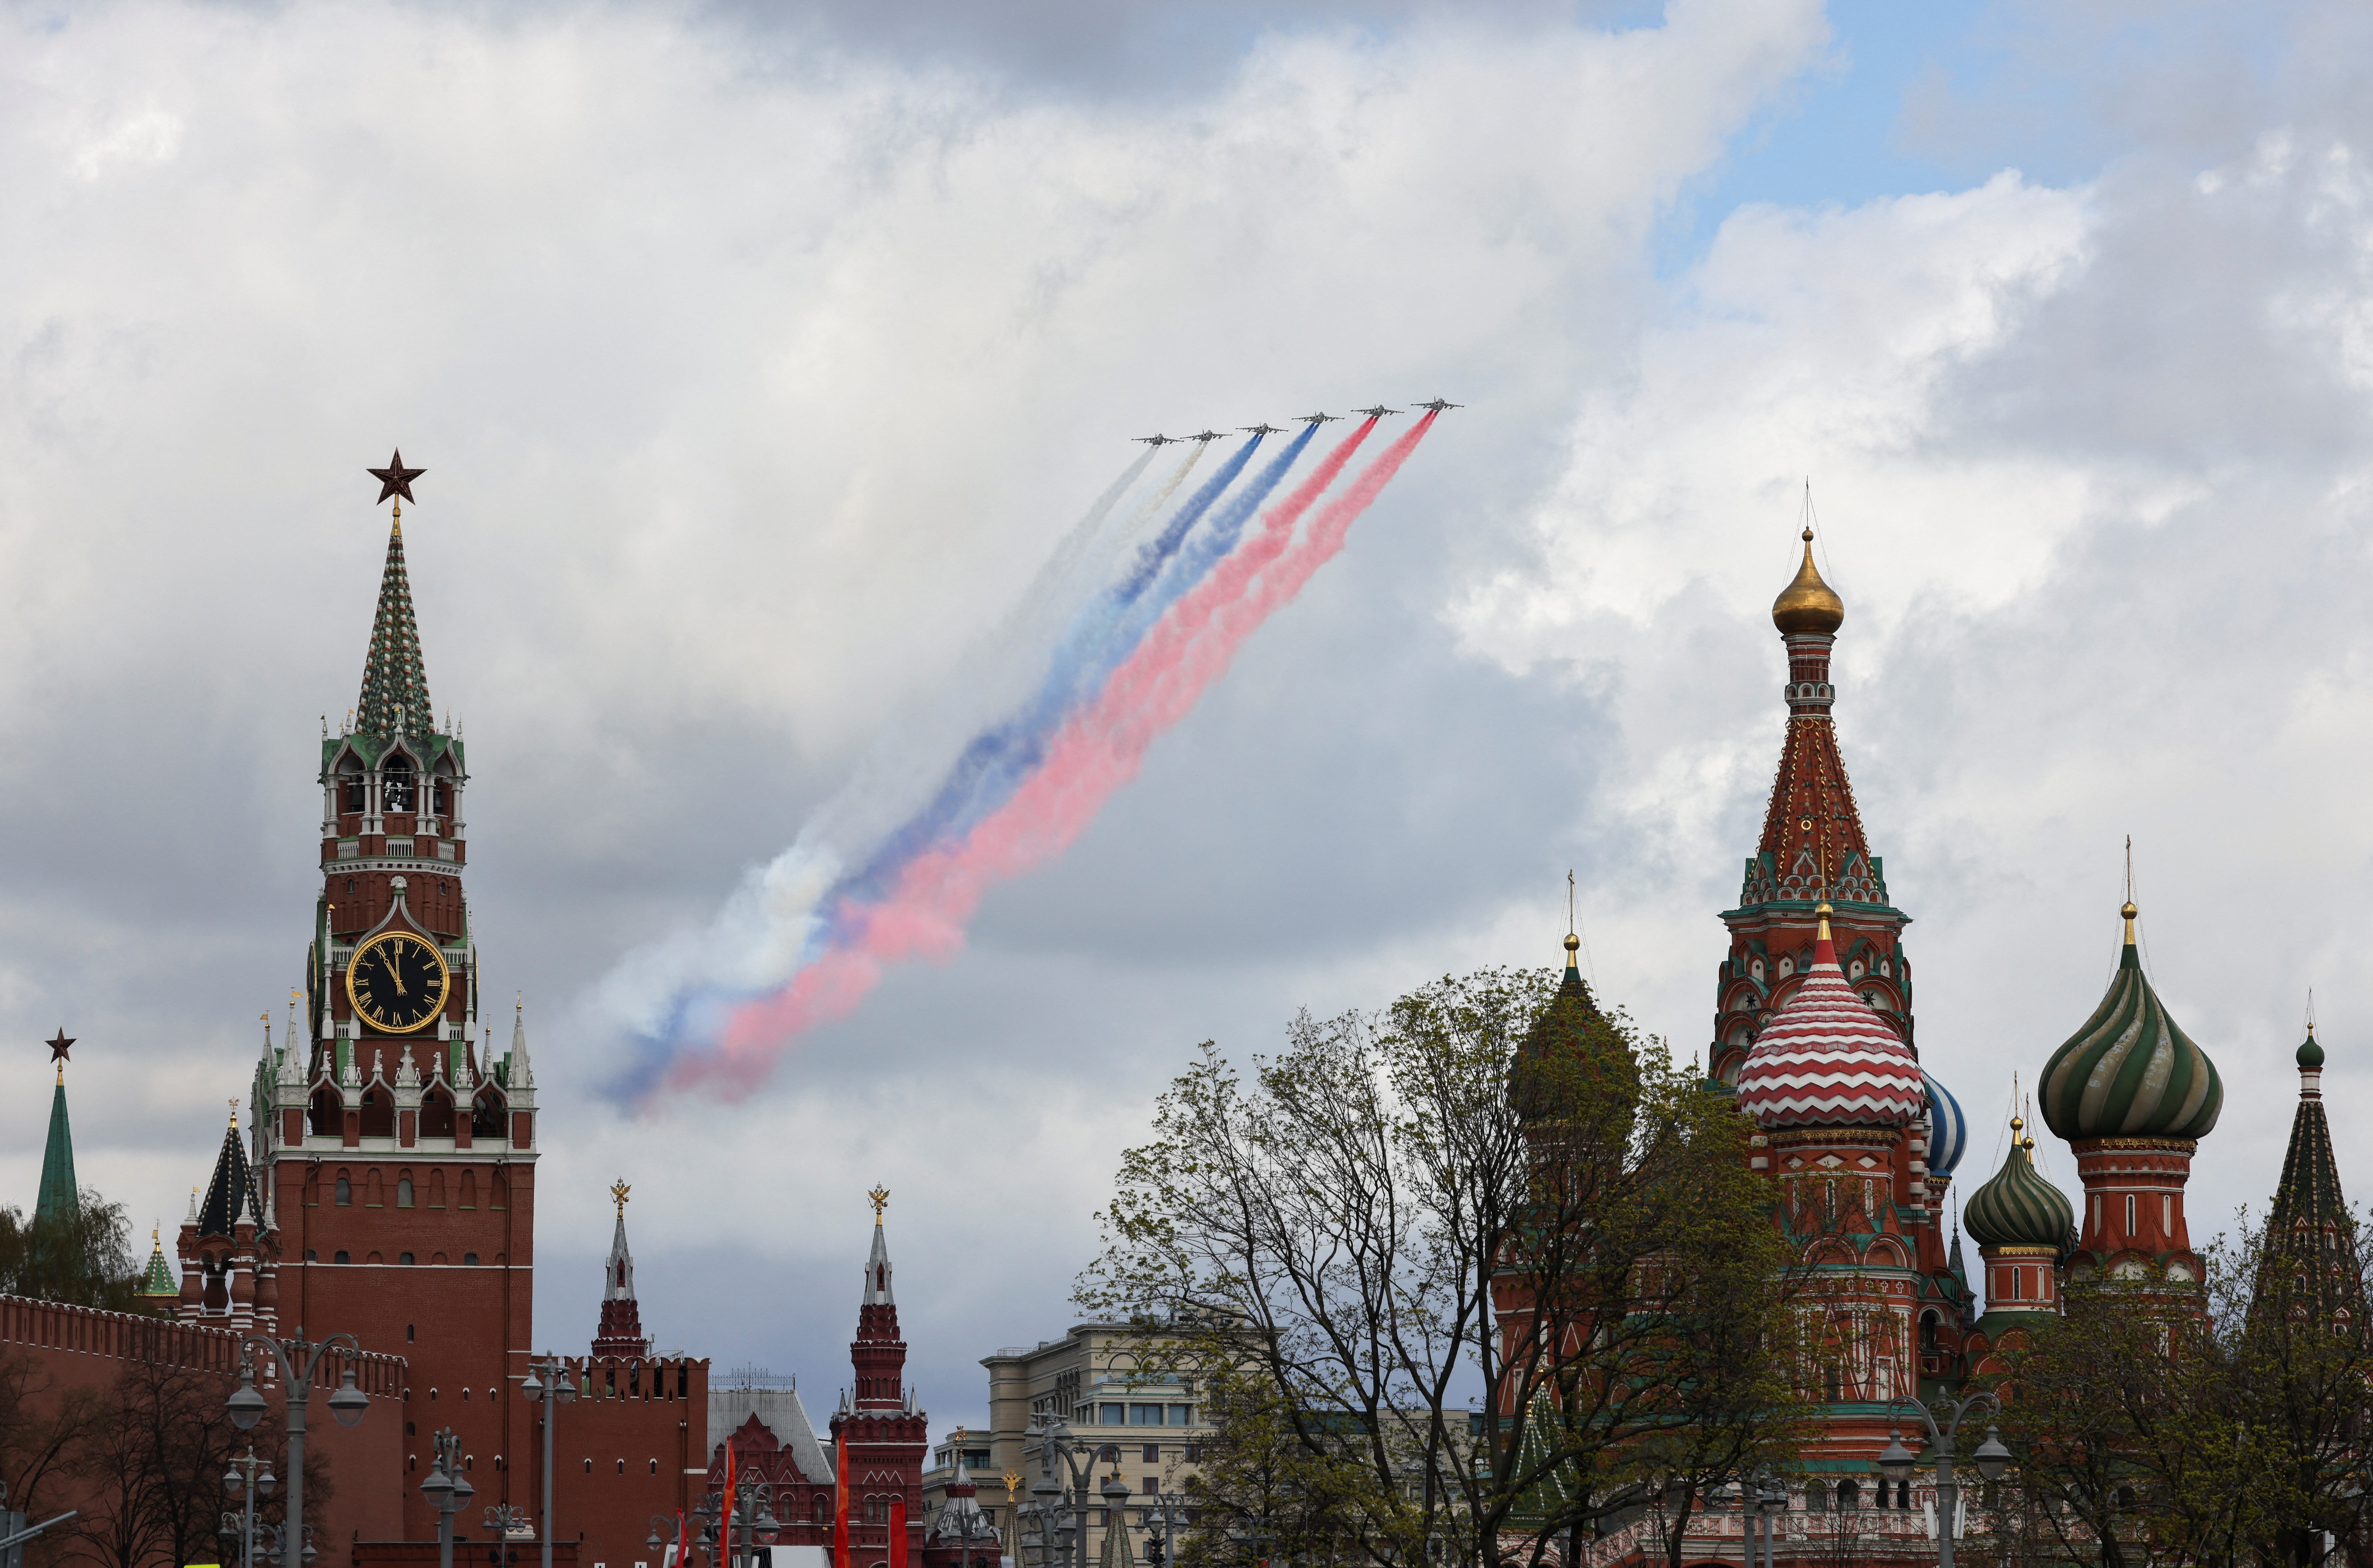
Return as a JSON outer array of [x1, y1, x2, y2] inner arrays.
[[889, 1496, 907, 1568], [723, 1441, 738, 1568], [675, 1510, 688, 1568], [834, 1437, 850, 1568]]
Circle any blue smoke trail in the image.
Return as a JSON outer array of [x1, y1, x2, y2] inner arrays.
[[826, 432, 1310, 913]]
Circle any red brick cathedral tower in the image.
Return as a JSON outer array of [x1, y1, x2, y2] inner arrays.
[[246, 463, 537, 1537], [832, 1191, 927, 1568]]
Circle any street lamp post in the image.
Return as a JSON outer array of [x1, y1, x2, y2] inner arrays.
[[695, 1480, 782, 1568], [1878, 1395, 2012, 1568], [1139, 1492, 1190, 1568], [486, 1503, 533, 1568], [419, 1429, 474, 1568], [226, 1327, 371, 1568], [223, 1444, 278, 1568], [647, 1511, 691, 1568], [523, 1355, 580, 1568], [1022, 1416, 1101, 1568], [1737, 1472, 1787, 1568]]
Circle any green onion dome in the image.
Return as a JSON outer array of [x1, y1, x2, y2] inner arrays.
[[1963, 1119, 2075, 1251], [2038, 901, 2222, 1143], [2299, 1029, 2326, 1070]]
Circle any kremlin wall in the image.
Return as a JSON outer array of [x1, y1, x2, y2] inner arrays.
[[0, 497, 2352, 1568]]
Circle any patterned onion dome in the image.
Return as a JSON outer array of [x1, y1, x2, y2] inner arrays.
[[1924, 1071, 1969, 1177], [1962, 1120, 2075, 1251], [1737, 904, 1925, 1129], [2039, 902, 2222, 1143]]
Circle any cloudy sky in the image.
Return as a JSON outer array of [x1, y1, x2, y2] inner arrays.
[[5, 0, 2372, 1435]]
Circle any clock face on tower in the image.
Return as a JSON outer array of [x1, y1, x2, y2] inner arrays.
[[346, 931, 452, 1034]]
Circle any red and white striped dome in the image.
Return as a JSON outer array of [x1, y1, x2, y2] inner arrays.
[[1737, 913, 1924, 1130]]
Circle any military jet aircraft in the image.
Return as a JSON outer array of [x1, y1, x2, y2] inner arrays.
[[1189, 429, 1228, 442], [1241, 423, 1285, 436], [1293, 411, 1341, 424], [1352, 405, 1400, 419], [1412, 398, 1463, 412], [1134, 434, 1179, 446]]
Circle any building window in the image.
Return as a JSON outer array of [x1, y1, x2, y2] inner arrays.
[[1183, 1445, 1200, 1463], [1168, 1404, 1193, 1426], [1100, 1404, 1124, 1426], [336, 1176, 352, 1206], [1836, 1481, 1860, 1510], [408, 1325, 416, 1343], [400, 1252, 416, 1266], [1130, 1405, 1163, 1426], [334, 1250, 351, 1264], [398, 1175, 414, 1207], [2126, 1194, 2137, 1235], [1142, 1445, 1159, 1464], [464, 1252, 479, 1265], [1142, 1478, 1158, 1495], [306, 1250, 318, 1262], [2164, 1194, 2173, 1232]]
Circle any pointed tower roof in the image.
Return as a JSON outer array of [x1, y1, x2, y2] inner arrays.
[[1736, 902, 1924, 1128], [865, 1191, 895, 1307], [2039, 902, 2222, 1143], [34, 1077, 78, 1231], [140, 1226, 178, 1298], [1963, 1118, 2075, 1252], [355, 507, 433, 744], [592, 1178, 651, 1358], [2268, 1027, 2349, 1248], [195, 1109, 255, 1237]]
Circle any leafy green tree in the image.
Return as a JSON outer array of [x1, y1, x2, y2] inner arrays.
[[0, 1189, 156, 1314], [1081, 966, 1815, 1568]]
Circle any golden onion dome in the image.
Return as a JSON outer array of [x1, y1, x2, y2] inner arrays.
[[1772, 527, 1845, 636]]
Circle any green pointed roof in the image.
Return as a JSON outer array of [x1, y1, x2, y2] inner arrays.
[[355, 518, 433, 741], [2268, 1033, 2347, 1244], [2039, 903, 2221, 1143], [1963, 1123, 2074, 1252], [34, 1079, 78, 1229], [140, 1231, 177, 1297]]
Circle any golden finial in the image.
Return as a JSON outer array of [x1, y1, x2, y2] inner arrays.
[[610, 1179, 631, 1218], [229, 1098, 239, 1129], [1003, 1471, 1022, 1504], [868, 1185, 890, 1221], [1772, 521, 1845, 636]]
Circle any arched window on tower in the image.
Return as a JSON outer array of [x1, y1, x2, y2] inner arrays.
[[335, 1174, 352, 1207], [311, 1083, 343, 1138], [421, 1082, 456, 1139], [473, 1088, 507, 1143], [433, 759, 455, 818], [382, 754, 416, 812], [340, 759, 365, 814], [359, 1085, 393, 1139]]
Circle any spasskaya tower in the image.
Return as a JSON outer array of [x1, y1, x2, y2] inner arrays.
[[184, 453, 542, 1539]]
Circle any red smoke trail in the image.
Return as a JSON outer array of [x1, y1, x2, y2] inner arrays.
[[680, 413, 1435, 1096]]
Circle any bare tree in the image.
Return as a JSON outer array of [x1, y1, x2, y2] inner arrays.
[[1082, 966, 1814, 1568]]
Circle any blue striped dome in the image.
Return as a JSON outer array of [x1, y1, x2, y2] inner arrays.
[[1924, 1071, 1969, 1177]]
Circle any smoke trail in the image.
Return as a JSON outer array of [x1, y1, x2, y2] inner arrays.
[[602, 447, 1167, 1077], [824, 432, 1304, 912], [675, 414, 1435, 1096]]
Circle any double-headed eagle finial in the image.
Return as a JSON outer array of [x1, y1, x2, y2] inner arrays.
[[611, 1178, 631, 1218], [869, 1185, 890, 1221]]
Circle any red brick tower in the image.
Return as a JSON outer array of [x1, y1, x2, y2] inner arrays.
[[591, 1178, 650, 1359], [1712, 529, 1916, 1078], [259, 477, 539, 1538], [831, 1190, 927, 1568]]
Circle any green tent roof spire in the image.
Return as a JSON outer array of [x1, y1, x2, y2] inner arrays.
[[140, 1227, 177, 1298], [34, 1078, 78, 1230], [355, 507, 433, 742]]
